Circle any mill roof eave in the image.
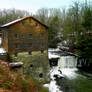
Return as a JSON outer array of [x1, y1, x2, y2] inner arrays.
[[0, 16, 48, 29]]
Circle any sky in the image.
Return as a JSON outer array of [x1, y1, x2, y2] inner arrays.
[[0, 0, 87, 14]]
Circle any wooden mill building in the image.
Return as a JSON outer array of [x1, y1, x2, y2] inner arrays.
[[0, 16, 48, 55]]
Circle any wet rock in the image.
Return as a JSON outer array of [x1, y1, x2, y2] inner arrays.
[[58, 69, 62, 74], [54, 74, 64, 79], [9, 62, 23, 69]]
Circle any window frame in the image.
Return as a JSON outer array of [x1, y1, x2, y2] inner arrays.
[[22, 22, 25, 27], [35, 23, 38, 28], [29, 34, 32, 39], [15, 44, 19, 49], [15, 33, 18, 39], [41, 32, 44, 39], [28, 43, 32, 48]]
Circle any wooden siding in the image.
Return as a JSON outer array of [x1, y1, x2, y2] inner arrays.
[[2, 17, 48, 54]]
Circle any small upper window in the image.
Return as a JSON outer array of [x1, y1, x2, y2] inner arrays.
[[29, 43, 32, 48], [35, 23, 38, 27], [15, 33, 18, 39], [22, 22, 24, 27]]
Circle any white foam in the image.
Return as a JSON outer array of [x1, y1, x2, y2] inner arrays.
[[48, 48, 60, 52], [44, 80, 62, 92], [44, 67, 63, 92], [61, 68, 78, 79], [48, 52, 60, 59]]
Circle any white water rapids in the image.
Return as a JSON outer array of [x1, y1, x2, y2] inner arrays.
[[58, 56, 78, 79], [44, 48, 79, 92]]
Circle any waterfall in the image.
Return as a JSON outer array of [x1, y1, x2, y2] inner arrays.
[[45, 49, 80, 92], [58, 56, 78, 79], [58, 56, 77, 68]]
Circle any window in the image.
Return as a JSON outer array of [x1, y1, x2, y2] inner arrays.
[[41, 33, 44, 39], [15, 44, 19, 48], [15, 33, 18, 39], [29, 43, 32, 48], [22, 22, 24, 27], [35, 23, 38, 27], [4, 32, 7, 40], [41, 43, 44, 46], [41, 43, 44, 48], [39, 73, 43, 78], [30, 64, 33, 68], [21, 34, 24, 39], [29, 34, 32, 39]]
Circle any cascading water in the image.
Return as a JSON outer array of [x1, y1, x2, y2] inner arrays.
[[46, 48, 92, 92], [45, 49, 79, 92], [58, 56, 78, 79], [58, 56, 77, 68]]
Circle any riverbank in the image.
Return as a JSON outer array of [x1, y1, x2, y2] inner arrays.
[[60, 70, 92, 92], [0, 60, 49, 92]]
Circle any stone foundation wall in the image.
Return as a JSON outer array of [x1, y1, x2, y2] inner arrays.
[[11, 51, 50, 82]]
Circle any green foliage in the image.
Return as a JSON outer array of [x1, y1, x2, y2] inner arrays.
[[0, 1, 92, 63], [58, 1, 92, 63], [0, 9, 30, 25], [75, 3, 92, 62], [76, 36, 92, 62], [3, 81, 12, 89], [20, 79, 28, 92], [0, 63, 49, 92], [82, 7, 92, 30], [48, 16, 61, 47], [7, 53, 13, 62]]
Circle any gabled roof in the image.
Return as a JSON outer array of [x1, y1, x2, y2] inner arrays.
[[0, 16, 48, 29]]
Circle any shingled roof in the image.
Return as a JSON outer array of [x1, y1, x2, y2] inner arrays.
[[0, 16, 48, 29]]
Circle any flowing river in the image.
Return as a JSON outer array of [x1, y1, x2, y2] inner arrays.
[[45, 48, 92, 92], [0, 37, 92, 92]]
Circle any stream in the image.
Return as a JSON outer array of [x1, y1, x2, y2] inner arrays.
[[44, 48, 92, 92], [0, 37, 92, 92]]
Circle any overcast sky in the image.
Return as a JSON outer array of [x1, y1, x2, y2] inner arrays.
[[0, 0, 87, 14]]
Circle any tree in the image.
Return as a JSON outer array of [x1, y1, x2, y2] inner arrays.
[[0, 9, 30, 25], [61, 2, 81, 49], [76, 3, 92, 63], [48, 16, 61, 47], [35, 8, 49, 25]]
